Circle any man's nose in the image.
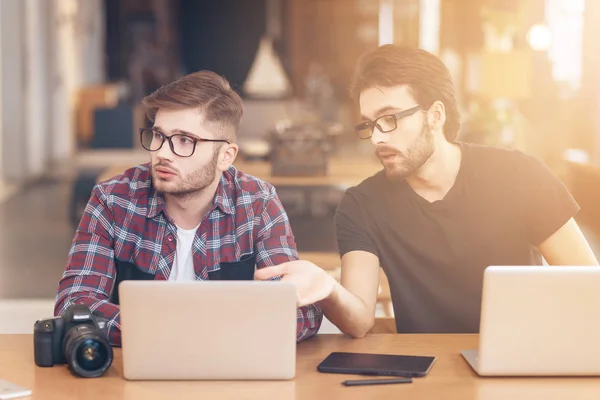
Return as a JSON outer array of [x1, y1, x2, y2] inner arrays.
[[156, 137, 175, 159], [370, 128, 388, 146]]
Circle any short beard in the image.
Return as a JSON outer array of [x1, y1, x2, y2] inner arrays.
[[382, 122, 434, 181], [152, 145, 220, 200]]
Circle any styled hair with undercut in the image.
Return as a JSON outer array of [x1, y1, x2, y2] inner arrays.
[[142, 70, 243, 142]]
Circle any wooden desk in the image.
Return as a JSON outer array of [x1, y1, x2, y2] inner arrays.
[[96, 156, 382, 188], [3, 334, 600, 400]]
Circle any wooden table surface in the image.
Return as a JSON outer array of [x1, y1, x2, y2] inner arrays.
[[2, 334, 600, 400]]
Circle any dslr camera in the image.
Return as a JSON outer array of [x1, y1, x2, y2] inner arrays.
[[33, 304, 113, 378]]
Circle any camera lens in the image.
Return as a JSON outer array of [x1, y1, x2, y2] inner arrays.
[[76, 339, 107, 371], [64, 325, 113, 378]]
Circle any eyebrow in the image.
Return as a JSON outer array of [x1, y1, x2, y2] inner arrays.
[[152, 126, 201, 140], [361, 106, 403, 121]]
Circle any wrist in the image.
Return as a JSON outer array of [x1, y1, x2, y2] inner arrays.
[[324, 277, 340, 303]]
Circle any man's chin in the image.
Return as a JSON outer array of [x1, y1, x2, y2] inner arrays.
[[153, 180, 202, 198], [152, 178, 177, 193], [383, 163, 415, 181]]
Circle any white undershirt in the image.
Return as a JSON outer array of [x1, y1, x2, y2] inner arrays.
[[168, 224, 199, 281]]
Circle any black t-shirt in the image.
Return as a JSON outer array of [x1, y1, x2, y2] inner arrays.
[[334, 142, 580, 334]]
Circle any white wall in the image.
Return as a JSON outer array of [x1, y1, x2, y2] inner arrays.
[[25, 0, 51, 178], [419, 0, 440, 54], [0, 1, 3, 185], [78, 0, 105, 85], [49, 0, 106, 162], [0, 0, 27, 182], [50, 0, 78, 162], [51, 0, 105, 163], [0, 0, 2, 184], [0, 0, 106, 184]]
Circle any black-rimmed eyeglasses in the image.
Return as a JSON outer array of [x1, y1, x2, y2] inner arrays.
[[354, 105, 421, 140], [139, 128, 230, 158]]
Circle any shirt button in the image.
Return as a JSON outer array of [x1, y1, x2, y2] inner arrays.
[[168, 236, 173, 242]]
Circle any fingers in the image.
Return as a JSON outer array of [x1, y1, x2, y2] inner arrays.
[[254, 264, 288, 281], [296, 277, 337, 307]]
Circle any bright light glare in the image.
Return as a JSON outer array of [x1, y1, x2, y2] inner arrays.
[[527, 24, 552, 51]]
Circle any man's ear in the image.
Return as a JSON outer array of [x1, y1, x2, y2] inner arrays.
[[429, 100, 447, 131], [218, 143, 239, 171]]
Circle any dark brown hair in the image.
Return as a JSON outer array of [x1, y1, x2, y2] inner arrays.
[[350, 45, 460, 141], [142, 70, 243, 142]]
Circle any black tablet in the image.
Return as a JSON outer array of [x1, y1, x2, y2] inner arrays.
[[317, 352, 436, 377]]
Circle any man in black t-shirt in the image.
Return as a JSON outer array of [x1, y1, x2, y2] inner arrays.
[[255, 45, 598, 337]]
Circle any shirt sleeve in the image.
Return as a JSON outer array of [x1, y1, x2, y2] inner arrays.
[[516, 153, 580, 246], [254, 185, 323, 342], [54, 184, 123, 346], [334, 190, 379, 258]]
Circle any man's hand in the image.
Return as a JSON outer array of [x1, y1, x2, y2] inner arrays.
[[254, 260, 336, 306]]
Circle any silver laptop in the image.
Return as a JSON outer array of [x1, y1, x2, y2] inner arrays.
[[462, 265, 600, 376], [118, 280, 298, 380]]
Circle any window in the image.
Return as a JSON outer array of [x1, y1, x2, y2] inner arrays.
[[545, 0, 585, 90]]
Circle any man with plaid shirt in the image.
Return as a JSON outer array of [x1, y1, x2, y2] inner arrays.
[[55, 71, 326, 346]]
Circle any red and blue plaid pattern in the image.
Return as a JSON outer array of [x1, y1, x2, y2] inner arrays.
[[55, 163, 323, 345]]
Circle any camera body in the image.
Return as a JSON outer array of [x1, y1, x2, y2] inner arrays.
[[34, 304, 113, 378]]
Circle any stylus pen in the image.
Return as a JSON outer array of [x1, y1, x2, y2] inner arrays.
[[342, 377, 413, 386]]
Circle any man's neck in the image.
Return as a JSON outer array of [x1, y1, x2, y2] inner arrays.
[[164, 179, 220, 230], [406, 139, 462, 203]]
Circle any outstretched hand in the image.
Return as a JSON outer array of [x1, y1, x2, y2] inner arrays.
[[254, 260, 336, 307]]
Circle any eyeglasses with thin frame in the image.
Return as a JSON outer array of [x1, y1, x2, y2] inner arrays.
[[354, 105, 421, 140], [139, 128, 230, 158]]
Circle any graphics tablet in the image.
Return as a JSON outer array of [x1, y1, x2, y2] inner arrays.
[[317, 352, 436, 377]]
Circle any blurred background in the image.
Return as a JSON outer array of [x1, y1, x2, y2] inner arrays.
[[1, 0, 600, 333]]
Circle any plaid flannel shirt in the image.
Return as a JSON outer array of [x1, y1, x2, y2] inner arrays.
[[55, 163, 323, 346]]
